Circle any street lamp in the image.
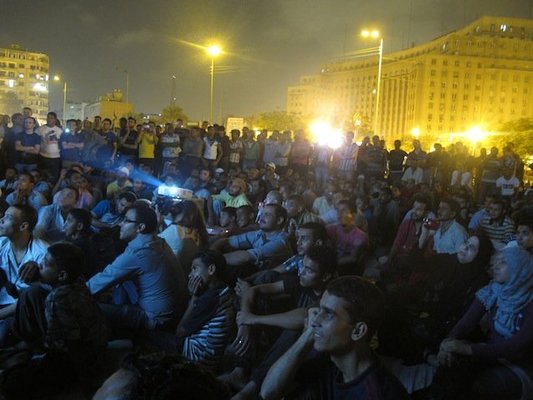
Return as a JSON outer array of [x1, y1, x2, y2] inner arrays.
[[53, 75, 67, 123], [361, 29, 383, 136], [207, 44, 222, 123]]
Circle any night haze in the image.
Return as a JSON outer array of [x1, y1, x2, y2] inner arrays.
[[3, 0, 533, 121]]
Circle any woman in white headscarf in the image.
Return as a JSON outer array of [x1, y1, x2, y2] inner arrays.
[[429, 247, 533, 400]]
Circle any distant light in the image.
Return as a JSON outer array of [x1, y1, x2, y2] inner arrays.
[[33, 82, 48, 92], [36, 74, 41, 79], [500, 24, 508, 32], [45, 74, 49, 81], [53, 75, 60, 82], [18, 73, 24, 78], [207, 45, 222, 57], [411, 127, 420, 139], [309, 120, 343, 150], [361, 29, 380, 39], [7, 80, 14, 88], [466, 126, 487, 144]]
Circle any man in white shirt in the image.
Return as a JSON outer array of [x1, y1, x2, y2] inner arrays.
[[38, 112, 63, 181]]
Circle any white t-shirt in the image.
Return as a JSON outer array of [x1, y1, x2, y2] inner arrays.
[[39, 124, 63, 158], [496, 175, 520, 197]]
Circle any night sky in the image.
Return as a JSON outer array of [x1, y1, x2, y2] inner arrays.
[[3, 0, 532, 121]]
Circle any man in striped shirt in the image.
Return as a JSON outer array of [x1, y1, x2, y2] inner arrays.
[[478, 197, 515, 250]]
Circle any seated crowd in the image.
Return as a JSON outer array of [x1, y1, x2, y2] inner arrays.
[[0, 109, 532, 399]]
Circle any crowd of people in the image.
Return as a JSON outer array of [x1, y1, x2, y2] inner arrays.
[[0, 107, 531, 399]]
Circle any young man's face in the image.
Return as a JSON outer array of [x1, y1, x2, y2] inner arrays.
[[116, 198, 134, 215], [312, 291, 356, 355], [39, 252, 61, 284], [24, 118, 35, 132], [188, 257, 211, 292], [411, 201, 427, 221], [103, 120, 112, 131], [259, 205, 280, 232], [516, 225, 533, 250], [488, 203, 504, 221], [47, 114, 57, 126], [63, 214, 79, 238], [337, 204, 354, 227], [284, 199, 301, 218], [299, 255, 324, 288], [219, 211, 233, 228], [296, 228, 316, 255], [0, 207, 22, 237], [236, 209, 252, 228], [17, 175, 33, 191], [119, 209, 140, 241], [437, 202, 455, 221]]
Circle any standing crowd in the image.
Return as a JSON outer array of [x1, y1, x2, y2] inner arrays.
[[0, 107, 531, 400]]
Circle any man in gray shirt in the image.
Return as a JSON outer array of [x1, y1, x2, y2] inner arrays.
[[87, 204, 187, 333]]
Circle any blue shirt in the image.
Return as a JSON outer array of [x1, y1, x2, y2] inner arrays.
[[228, 229, 293, 267], [468, 208, 489, 230], [87, 234, 187, 328]]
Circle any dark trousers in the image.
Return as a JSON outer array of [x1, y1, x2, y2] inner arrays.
[[38, 156, 61, 183]]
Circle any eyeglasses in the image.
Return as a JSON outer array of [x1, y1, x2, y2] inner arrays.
[[122, 219, 140, 224]]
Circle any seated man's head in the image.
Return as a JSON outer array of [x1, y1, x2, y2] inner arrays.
[[219, 207, 236, 228], [410, 194, 431, 222], [116, 191, 137, 216], [236, 205, 255, 228], [16, 172, 35, 193], [120, 204, 158, 242], [488, 198, 506, 222], [259, 204, 287, 232], [189, 249, 227, 294], [94, 352, 230, 400], [437, 198, 459, 222], [284, 194, 305, 219], [336, 200, 355, 228], [378, 187, 393, 205], [229, 178, 246, 197], [39, 243, 84, 286], [64, 208, 92, 240], [264, 190, 282, 206], [299, 245, 337, 289], [516, 217, 533, 251], [4, 168, 17, 181], [297, 222, 328, 256], [312, 276, 385, 354], [0, 205, 37, 239], [56, 186, 79, 210]]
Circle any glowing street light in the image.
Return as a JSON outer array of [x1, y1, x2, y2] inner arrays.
[[53, 75, 67, 123], [361, 29, 383, 136], [309, 119, 344, 149], [207, 44, 222, 123], [411, 127, 420, 139]]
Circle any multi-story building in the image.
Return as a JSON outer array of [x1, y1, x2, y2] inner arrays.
[[0, 44, 50, 122], [83, 90, 133, 121], [287, 16, 533, 144]]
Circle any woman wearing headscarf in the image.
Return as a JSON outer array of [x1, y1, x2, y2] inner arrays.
[[379, 235, 494, 364], [430, 247, 533, 400]]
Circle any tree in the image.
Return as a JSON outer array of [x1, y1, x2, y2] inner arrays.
[[0, 91, 23, 116], [157, 105, 188, 125], [247, 111, 304, 131], [492, 118, 533, 159]]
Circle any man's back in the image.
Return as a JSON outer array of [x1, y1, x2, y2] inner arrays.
[[87, 235, 187, 328]]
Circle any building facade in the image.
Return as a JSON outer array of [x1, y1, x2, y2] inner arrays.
[[287, 16, 533, 144], [0, 44, 50, 122], [83, 90, 133, 121]]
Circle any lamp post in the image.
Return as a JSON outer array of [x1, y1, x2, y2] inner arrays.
[[207, 45, 222, 124], [53, 75, 67, 123], [361, 30, 383, 136]]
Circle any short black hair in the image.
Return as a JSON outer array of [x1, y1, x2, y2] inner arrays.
[[411, 193, 432, 208], [305, 245, 337, 277], [326, 276, 385, 341], [103, 118, 112, 124], [119, 191, 138, 204], [221, 207, 236, 218], [264, 203, 287, 226], [48, 243, 85, 283], [47, 111, 57, 119], [131, 204, 158, 234], [299, 222, 328, 243], [440, 197, 460, 214], [193, 249, 227, 280], [11, 204, 38, 231], [18, 171, 35, 184], [67, 208, 92, 233]]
